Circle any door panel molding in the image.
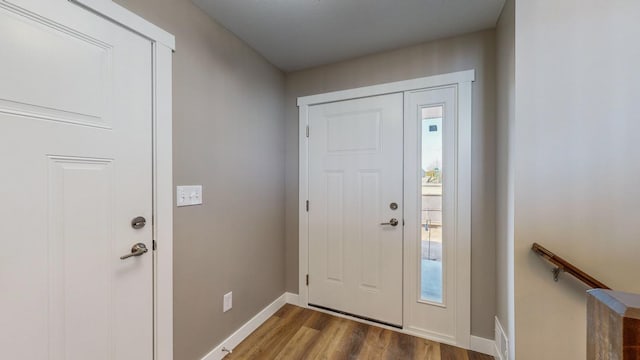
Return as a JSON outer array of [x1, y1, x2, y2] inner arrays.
[[298, 70, 474, 348]]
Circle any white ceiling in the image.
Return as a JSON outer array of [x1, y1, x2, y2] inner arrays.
[[192, 0, 506, 72]]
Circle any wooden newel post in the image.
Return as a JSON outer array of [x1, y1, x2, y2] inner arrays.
[[587, 289, 640, 360]]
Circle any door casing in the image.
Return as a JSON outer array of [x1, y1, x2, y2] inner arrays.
[[297, 70, 474, 348]]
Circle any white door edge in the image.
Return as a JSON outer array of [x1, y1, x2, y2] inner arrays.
[[298, 70, 474, 348], [65, 2, 175, 359]]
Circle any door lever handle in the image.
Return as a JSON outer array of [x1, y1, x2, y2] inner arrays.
[[120, 243, 148, 260], [380, 218, 399, 227]]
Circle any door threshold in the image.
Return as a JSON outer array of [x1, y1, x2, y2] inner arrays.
[[308, 303, 402, 329]]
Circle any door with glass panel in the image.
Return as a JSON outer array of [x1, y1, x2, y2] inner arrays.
[[404, 86, 459, 341], [306, 84, 465, 337]]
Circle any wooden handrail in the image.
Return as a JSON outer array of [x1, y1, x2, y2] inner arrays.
[[531, 243, 611, 289]]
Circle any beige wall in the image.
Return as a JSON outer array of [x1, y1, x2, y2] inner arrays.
[[495, 0, 515, 357], [514, 1, 640, 359], [113, 1, 286, 359], [284, 30, 498, 339]]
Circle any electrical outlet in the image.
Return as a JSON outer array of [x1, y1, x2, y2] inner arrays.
[[176, 185, 203, 207], [223, 292, 232, 312]]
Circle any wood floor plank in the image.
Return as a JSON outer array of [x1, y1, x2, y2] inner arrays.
[[273, 326, 320, 359], [274, 303, 301, 319], [296, 317, 338, 359], [228, 305, 309, 359], [304, 317, 353, 360], [329, 320, 369, 359], [302, 309, 333, 331], [382, 329, 416, 359], [355, 324, 392, 359], [414, 337, 442, 360], [228, 305, 487, 360], [225, 316, 280, 358], [253, 306, 314, 358], [467, 350, 495, 360], [440, 343, 470, 360]]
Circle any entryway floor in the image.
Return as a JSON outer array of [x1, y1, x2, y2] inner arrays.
[[226, 304, 493, 359]]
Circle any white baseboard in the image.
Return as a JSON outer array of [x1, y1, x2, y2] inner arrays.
[[201, 293, 290, 360], [470, 335, 496, 357], [284, 291, 300, 306], [494, 316, 509, 360]]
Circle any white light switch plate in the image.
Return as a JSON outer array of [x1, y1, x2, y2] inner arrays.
[[176, 185, 203, 207], [223, 292, 232, 312]]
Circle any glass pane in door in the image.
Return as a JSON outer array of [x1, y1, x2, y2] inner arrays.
[[420, 106, 443, 303]]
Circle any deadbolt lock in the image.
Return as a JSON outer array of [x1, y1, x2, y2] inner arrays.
[[131, 216, 146, 229], [389, 202, 398, 210]]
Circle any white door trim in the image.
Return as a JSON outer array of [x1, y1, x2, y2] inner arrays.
[[65, 1, 175, 359], [298, 70, 474, 348], [70, 0, 175, 50], [297, 71, 474, 107]]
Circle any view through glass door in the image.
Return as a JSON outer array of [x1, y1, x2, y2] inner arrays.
[[421, 106, 444, 304]]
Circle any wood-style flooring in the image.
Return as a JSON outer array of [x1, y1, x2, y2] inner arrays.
[[226, 304, 494, 360]]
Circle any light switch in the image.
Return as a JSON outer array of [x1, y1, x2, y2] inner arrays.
[[223, 292, 232, 312], [176, 185, 203, 207]]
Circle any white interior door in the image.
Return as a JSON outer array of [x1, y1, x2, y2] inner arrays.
[[0, 1, 153, 359], [308, 93, 403, 326]]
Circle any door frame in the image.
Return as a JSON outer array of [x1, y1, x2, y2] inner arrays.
[[67, 1, 175, 359], [297, 70, 474, 348]]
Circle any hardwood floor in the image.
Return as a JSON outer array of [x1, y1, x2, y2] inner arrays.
[[227, 304, 494, 360]]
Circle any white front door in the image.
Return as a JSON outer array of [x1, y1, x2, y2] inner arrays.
[[0, 1, 153, 359], [307, 93, 404, 326]]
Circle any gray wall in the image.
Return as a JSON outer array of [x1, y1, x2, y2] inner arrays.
[[514, 1, 640, 359], [284, 30, 498, 339], [495, 0, 515, 357], [113, 1, 286, 359]]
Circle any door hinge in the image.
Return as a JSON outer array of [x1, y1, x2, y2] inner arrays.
[[306, 125, 309, 137], [306, 274, 309, 286], [306, 200, 309, 212], [152, 240, 157, 251]]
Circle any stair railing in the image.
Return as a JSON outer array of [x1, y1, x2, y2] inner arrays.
[[531, 242, 610, 289]]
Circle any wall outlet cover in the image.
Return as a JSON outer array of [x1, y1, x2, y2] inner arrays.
[[223, 292, 233, 313]]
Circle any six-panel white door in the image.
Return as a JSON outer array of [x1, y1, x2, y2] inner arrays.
[[308, 93, 404, 326], [0, 1, 153, 359]]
